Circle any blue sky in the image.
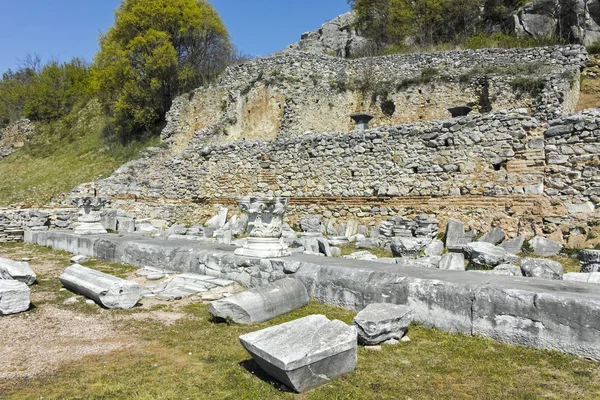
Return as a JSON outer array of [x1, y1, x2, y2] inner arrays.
[[0, 0, 350, 74]]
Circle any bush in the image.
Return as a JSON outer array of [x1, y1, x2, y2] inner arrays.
[[587, 39, 600, 54]]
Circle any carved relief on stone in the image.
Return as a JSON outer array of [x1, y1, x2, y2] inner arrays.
[[69, 196, 110, 235]]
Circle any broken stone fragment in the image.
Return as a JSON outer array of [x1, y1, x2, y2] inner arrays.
[[424, 239, 444, 256], [239, 314, 357, 393], [0, 280, 30, 315], [70, 255, 89, 264], [207, 278, 308, 324], [477, 227, 506, 245], [493, 264, 522, 276], [0, 257, 36, 285], [499, 236, 525, 255], [563, 272, 600, 284], [464, 242, 520, 269], [438, 252, 465, 271], [529, 236, 563, 257], [353, 303, 414, 345], [521, 258, 564, 280], [59, 264, 141, 309], [578, 250, 600, 273]]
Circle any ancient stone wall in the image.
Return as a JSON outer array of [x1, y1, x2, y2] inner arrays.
[[0, 208, 77, 243], [0, 119, 34, 160], [161, 46, 586, 151], [76, 106, 600, 244]]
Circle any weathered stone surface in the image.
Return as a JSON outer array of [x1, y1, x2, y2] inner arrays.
[[284, 11, 372, 58], [464, 242, 520, 268], [239, 314, 357, 393], [424, 239, 444, 256], [439, 252, 465, 271], [207, 278, 308, 324], [521, 258, 564, 280], [27, 231, 600, 359], [205, 207, 228, 229], [0, 280, 30, 315], [353, 303, 413, 345], [445, 219, 473, 252], [499, 236, 525, 255], [59, 264, 141, 309], [563, 272, 600, 284], [343, 251, 378, 261], [390, 237, 429, 258], [478, 227, 506, 245], [316, 237, 332, 257], [493, 264, 522, 276], [70, 255, 89, 264], [578, 249, 600, 272], [355, 238, 381, 250], [529, 236, 563, 257], [566, 201, 595, 214], [0, 258, 36, 285]]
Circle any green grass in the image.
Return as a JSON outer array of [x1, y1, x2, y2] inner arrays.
[[2, 243, 600, 399], [339, 243, 394, 258], [0, 100, 159, 206]]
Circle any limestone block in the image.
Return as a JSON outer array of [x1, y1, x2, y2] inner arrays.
[[500, 236, 525, 255], [316, 237, 332, 257], [59, 264, 141, 309], [353, 303, 414, 345], [355, 238, 381, 250], [521, 258, 564, 280], [424, 239, 444, 256], [0, 258, 36, 285], [390, 237, 430, 258], [563, 272, 600, 284], [343, 251, 377, 261], [493, 264, 522, 276], [344, 219, 359, 238], [239, 314, 357, 393], [70, 255, 90, 264], [566, 201, 595, 214], [206, 207, 228, 229], [0, 280, 30, 315], [445, 219, 473, 252], [478, 227, 506, 245], [529, 236, 563, 257], [439, 253, 465, 271], [207, 278, 308, 324], [464, 242, 520, 268]]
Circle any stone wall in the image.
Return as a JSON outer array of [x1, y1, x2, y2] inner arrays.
[[72, 106, 600, 244], [162, 46, 586, 151], [0, 208, 77, 243], [0, 119, 34, 160]]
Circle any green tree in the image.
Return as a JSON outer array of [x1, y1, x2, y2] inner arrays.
[[93, 0, 231, 140]]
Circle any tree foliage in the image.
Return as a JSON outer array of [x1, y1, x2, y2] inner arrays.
[[93, 0, 232, 140], [0, 57, 91, 128], [349, 0, 530, 50]]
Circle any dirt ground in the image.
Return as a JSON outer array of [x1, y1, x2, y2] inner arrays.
[[0, 245, 198, 386]]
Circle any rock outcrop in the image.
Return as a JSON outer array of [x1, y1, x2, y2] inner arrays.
[[513, 0, 600, 45], [284, 12, 372, 58]]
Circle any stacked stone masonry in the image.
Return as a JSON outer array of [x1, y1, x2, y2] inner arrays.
[[0, 209, 78, 243]]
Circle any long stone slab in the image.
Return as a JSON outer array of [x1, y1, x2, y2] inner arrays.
[[208, 278, 308, 324], [59, 264, 141, 309], [26, 231, 600, 360]]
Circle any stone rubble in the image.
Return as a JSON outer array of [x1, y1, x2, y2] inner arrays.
[[529, 236, 563, 257], [521, 258, 564, 280]]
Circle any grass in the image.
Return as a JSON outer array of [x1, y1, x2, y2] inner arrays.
[[339, 243, 394, 258], [0, 100, 159, 206], [1, 242, 600, 398]]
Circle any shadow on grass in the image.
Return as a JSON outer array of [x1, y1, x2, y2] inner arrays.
[[239, 359, 293, 392]]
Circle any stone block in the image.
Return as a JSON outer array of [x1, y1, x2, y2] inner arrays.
[[353, 303, 413, 345], [464, 242, 520, 268], [500, 236, 525, 255], [70, 255, 90, 264], [439, 252, 465, 271], [445, 219, 473, 252], [521, 258, 563, 280], [316, 237, 332, 257], [478, 227, 506, 245], [563, 272, 600, 284], [239, 314, 357, 393], [0, 280, 30, 315], [208, 278, 308, 324], [493, 264, 522, 276], [424, 239, 444, 256], [0, 258, 36, 285], [390, 237, 429, 258], [529, 236, 563, 257]]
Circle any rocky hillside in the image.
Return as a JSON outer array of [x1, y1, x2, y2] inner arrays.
[[286, 1, 600, 58]]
